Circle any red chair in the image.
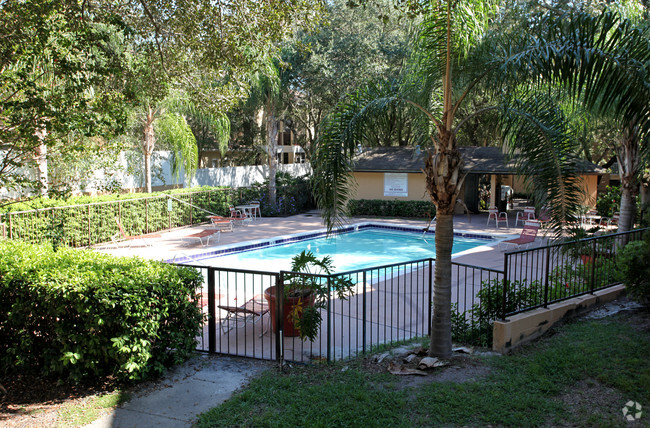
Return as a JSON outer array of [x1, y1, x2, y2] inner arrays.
[[229, 206, 252, 226], [499, 220, 540, 251], [487, 206, 509, 228]]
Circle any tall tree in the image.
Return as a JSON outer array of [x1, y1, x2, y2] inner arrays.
[[0, 0, 131, 202], [313, 5, 649, 358], [497, 10, 650, 233], [282, 0, 416, 153]]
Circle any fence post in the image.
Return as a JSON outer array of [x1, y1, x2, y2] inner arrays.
[[502, 254, 509, 320], [208, 268, 216, 353], [589, 239, 597, 293], [362, 271, 367, 355], [87, 205, 92, 247], [327, 276, 332, 363], [8, 213, 12, 239], [276, 273, 284, 366], [544, 246, 551, 308], [428, 258, 433, 336]]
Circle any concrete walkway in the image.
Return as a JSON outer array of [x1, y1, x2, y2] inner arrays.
[[87, 355, 272, 428]]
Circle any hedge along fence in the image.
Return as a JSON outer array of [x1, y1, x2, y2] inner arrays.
[[0, 240, 204, 382], [0, 182, 313, 248], [0, 187, 234, 248], [347, 199, 436, 219]]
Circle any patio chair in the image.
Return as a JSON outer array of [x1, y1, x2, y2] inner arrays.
[[607, 213, 620, 228], [499, 220, 540, 251], [248, 200, 262, 219], [183, 229, 220, 247], [515, 206, 536, 227], [229, 206, 252, 227], [208, 216, 234, 232], [218, 295, 269, 335], [487, 206, 509, 228], [113, 217, 162, 248]]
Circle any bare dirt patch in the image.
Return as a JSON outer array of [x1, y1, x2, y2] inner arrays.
[[361, 345, 494, 389], [0, 374, 120, 427]]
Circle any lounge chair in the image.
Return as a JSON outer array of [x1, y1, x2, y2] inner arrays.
[[218, 295, 269, 335], [487, 206, 509, 228], [229, 206, 252, 227], [113, 217, 162, 248], [208, 216, 234, 232], [183, 229, 220, 247], [499, 220, 540, 251]]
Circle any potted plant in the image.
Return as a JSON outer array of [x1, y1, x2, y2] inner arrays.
[[562, 225, 600, 264], [264, 250, 355, 341]]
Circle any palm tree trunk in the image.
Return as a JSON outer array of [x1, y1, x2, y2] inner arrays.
[[616, 124, 640, 233], [430, 212, 453, 358], [34, 137, 48, 196], [266, 104, 278, 208], [424, 137, 465, 359], [143, 107, 156, 193]]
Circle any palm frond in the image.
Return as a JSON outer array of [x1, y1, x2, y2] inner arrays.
[[154, 112, 198, 182], [500, 93, 586, 236]]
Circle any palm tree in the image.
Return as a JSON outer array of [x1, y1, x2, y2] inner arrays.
[[498, 11, 650, 233], [137, 93, 229, 193], [313, 6, 650, 358]]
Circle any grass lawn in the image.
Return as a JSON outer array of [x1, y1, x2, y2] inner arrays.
[[197, 310, 650, 427]]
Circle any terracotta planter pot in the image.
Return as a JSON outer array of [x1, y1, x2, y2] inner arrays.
[[580, 254, 595, 264], [264, 286, 315, 337]]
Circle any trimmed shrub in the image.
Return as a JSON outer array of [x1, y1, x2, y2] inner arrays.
[[452, 278, 541, 347], [0, 181, 313, 247], [616, 234, 650, 304], [0, 240, 203, 382], [348, 199, 436, 218]]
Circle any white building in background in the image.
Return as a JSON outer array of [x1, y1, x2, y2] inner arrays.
[[0, 149, 312, 200]]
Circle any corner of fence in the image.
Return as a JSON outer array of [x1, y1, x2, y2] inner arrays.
[[501, 253, 509, 320], [277, 272, 285, 367], [207, 267, 216, 354]]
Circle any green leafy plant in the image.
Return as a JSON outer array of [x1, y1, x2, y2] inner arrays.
[[0, 240, 203, 382], [283, 251, 355, 341], [451, 278, 543, 347], [347, 199, 436, 219], [616, 234, 650, 304]]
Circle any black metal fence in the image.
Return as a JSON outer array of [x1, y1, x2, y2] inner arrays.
[[186, 228, 648, 361], [187, 258, 503, 363], [0, 183, 313, 248], [502, 227, 649, 318]]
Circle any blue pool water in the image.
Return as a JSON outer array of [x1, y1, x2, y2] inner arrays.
[[198, 228, 493, 273]]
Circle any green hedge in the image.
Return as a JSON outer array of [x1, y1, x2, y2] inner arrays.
[[347, 199, 436, 218], [0, 182, 313, 247], [0, 240, 203, 382]]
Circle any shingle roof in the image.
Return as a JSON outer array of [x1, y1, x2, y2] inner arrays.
[[352, 146, 605, 174]]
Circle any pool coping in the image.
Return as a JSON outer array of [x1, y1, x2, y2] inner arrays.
[[168, 221, 511, 265]]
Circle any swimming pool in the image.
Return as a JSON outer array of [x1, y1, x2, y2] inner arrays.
[[177, 223, 496, 273]]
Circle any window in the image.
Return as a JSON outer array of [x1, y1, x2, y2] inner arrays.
[[295, 152, 306, 164], [283, 153, 289, 164], [211, 159, 218, 168]]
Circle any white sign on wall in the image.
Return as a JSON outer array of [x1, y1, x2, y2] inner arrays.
[[384, 173, 408, 197]]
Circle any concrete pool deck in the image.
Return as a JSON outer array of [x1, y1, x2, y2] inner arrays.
[[97, 210, 541, 270]]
